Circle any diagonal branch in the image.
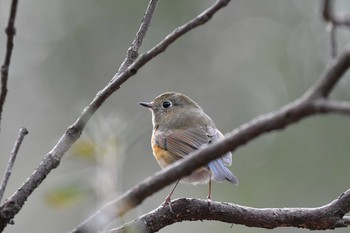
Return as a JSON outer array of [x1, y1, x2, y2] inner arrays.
[[323, 0, 350, 27], [303, 44, 350, 99], [0, 128, 28, 203], [322, 0, 350, 58], [112, 188, 350, 233], [327, 23, 338, 58], [0, 0, 19, 132], [117, 0, 159, 74], [69, 41, 350, 233], [323, 0, 338, 58], [0, 0, 232, 231], [311, 99, 350, 115]]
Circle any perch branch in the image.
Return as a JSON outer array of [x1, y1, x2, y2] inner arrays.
[[0, 0, 19, 132], [112, 189, 350, 233], [0, 128, 28, 203], [0, 0, 232, 230]]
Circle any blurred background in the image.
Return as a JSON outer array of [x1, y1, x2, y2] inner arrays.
[[0, 0, 350, 232]]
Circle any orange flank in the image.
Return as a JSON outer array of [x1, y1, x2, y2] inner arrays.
[[152, 144, 180, 169]]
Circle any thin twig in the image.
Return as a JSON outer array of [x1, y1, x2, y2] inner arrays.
[[323, 0, 338, 58], [303, 43, 350, 99], [328, 23, 337, 58], [0, 0, 19, 132], [111, 190, 350, 233], [0, 0, 231, 230], [117, 0, 159, 74], [311, 99, 350, 115], [323, 0, 350, 27], [330, 23, 337, 58], [322, 0, 332, 22], [0, 128, 28, 203]]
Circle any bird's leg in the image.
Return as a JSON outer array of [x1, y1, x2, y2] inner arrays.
[[163, 179, 180, 210], [207, 178, 212, 200]]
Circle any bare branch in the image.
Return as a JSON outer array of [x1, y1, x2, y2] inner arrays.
[[112, 189, 350, 233], [118, 0, 159, 73], [311, 99, 350, 115], [0, 0, 231, 230], [328, 23, 338, 58], [0, 128, 28, 203], [322, 0, 350, 26], [303, 43, 350, 99], [0, 0, 19, 132], [323, 0, 338, 58], [322, 0, 333, 22]]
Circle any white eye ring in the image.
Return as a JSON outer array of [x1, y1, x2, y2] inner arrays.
[[162, 100, 172, 109]]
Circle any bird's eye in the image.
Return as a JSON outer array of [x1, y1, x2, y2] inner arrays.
[[162, 101, 172, 109]]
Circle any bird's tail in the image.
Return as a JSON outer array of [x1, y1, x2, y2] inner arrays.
[[208, 159, 238, 185]]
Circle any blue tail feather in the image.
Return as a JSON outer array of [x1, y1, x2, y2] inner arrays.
[[208, 159, 238, 185]]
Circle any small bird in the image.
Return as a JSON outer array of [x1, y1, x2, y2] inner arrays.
[[139, 92, 238, 204]]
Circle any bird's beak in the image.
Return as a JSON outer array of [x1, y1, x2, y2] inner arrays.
[[139, 101, 154, 109]]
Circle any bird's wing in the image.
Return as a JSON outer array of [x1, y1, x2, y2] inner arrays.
[[154, 127, 238, 184], [154, 127, 209, 158]]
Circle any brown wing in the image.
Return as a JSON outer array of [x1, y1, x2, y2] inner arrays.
[[154, 127, 210, 158]]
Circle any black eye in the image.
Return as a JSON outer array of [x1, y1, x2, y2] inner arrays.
[[162, 101, 172, 109]]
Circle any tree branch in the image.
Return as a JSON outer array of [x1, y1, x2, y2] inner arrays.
[[112, 189, 350, 233], [68, 41, 350, 233], [322, 0, 350, 58], [0, 128, 28, 203], [323, 0, 338, 58], [311, 99, 350, 115], [323, 0, 350, 26], [328, 23, 338, 58], [0, 0, 232, 231], [303, 43, 350, 99], [117, 0, 159, 74], [0, 0, 19, 132]]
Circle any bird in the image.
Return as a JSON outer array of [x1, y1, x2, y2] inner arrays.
[[139, 92, 238, 204]]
